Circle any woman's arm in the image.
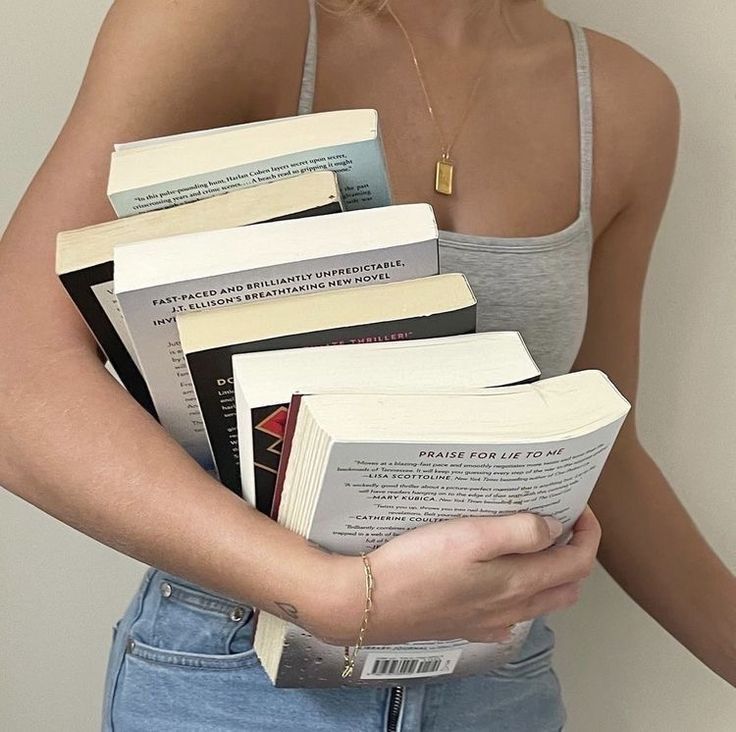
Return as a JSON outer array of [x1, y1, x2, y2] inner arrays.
[[0, 0, 598, 648], [0, 0, 341, 632], [573, 52, 736, 685]]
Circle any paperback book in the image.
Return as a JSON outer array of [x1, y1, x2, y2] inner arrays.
[[255, 370, 630, 687], [56, 172, 342, 413], [108, 109, 391, 216], [114, 204, 439, 467], [178, 273, 478, 497], [232, 331, 539, 513]]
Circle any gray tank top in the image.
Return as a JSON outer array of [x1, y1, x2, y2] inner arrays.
[[298, 2, 594, 378]]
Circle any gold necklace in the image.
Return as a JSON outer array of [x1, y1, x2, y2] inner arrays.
[[385, 3, 495, 195]]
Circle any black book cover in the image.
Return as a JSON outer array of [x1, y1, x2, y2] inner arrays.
[[186, 304, 477, 503], [57, 200, 342, 417], [60, 261, 158, 417], [250, 403, 291, 514]]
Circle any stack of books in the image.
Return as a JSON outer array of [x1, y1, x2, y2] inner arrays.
[[57, 108, 630, 687]]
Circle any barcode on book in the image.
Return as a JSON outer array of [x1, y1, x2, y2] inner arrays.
[[361, 648, 462, 680]]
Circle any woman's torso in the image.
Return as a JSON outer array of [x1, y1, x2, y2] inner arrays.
[[101, 6, 634, 726]]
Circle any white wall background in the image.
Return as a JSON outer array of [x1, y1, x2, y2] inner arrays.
[[1, 1, 734, 729]]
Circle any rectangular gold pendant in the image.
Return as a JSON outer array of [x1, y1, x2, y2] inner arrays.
[[435, 158, 454, 195]]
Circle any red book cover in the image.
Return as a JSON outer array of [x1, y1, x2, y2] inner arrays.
[[270, 393, 304, 519]]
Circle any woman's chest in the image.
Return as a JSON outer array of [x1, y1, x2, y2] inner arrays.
[[301, 19, 621, 242]]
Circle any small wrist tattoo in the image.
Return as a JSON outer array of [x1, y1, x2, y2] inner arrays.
[[274, 601, 299, 620], [307, 539, 334, 555]]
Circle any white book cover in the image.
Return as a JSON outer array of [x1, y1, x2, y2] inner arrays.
[[273, 422, 624, 686], [108, 109, 391, 216], [114, 204, 439, 468], [233, 332, 539, 507], [257, 371, 631, 687]]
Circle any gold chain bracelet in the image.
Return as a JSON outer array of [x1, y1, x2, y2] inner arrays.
[[341, 552, 374, 679]]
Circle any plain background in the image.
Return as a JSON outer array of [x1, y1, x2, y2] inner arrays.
[[1, 1, 734, 729]]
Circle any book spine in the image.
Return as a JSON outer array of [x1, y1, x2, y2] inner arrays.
[[249, 404, 290, 515], [271, 394, 303, 519], [59, 263, 158, 417], [109, 139, 391, 217]]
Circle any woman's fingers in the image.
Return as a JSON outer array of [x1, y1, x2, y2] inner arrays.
[[467, 513, 564, 561], [479, 625, 516, 644], [493, 507, 601, 595], [471, 582, 583, 641], [364, 508, 599, 645], [568, 506, 602, 547], [519, 581, 582, 621]]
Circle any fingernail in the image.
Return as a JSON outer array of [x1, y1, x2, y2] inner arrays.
[[544, 517, 564, 539]]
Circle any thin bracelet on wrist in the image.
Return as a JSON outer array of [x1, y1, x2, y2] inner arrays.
[[341, 552, 374, 679]]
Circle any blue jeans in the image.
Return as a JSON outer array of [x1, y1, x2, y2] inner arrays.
[[103, 568, 566, 731]]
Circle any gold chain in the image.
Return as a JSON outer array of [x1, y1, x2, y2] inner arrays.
[[341, 552, 374, 678], [385, 2, 495, 193]]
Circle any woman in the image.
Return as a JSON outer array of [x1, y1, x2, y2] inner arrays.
[[0, 0, 733, 730]]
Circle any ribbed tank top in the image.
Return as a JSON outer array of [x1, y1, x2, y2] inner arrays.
[[298, 2, 595, 378]]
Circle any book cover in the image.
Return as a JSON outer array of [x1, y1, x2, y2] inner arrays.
[[240, 308, 476, 512], [258, 372, 630, 686], [57, 172, 342, 413], [59, 260, 157, 414], [234, 331, 540, 513], [108, 109, 391, 216], [114, 204, 439, 468], [181, 275, 477, 499]]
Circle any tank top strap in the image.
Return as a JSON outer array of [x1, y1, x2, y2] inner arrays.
[[567, 20, 594, 215], [297, 0, 318, 115]]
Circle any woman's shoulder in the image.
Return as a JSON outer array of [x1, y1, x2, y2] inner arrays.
[[98, 0, 312, 125], [579, 25, 680, 212], [104, 0, 311, 66], [583, 26, 680, 135], [16, 0, 315, 234]]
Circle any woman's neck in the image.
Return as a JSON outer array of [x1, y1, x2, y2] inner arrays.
[[383, 0, 543, 48]]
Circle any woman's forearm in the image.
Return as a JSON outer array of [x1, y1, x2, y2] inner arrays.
[[0, 345, 359, 636], [0, 343, 604, 650], [592, 437, 736, 685]]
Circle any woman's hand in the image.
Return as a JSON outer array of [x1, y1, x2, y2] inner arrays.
[[312, 507, 600, 646]]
